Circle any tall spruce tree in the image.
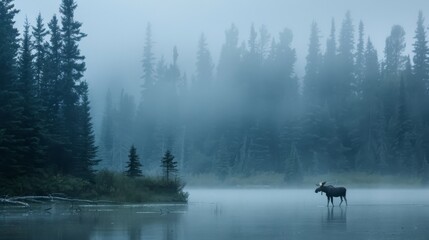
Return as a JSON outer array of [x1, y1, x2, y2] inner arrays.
[[412, 11, 429, 89], [32, 13, 47, 96], [382, 25, 406, 131], [411, 11, 429, 126], [304, 22, 321, 106], [217, 24, 240, 84], [16, 19, 45, 175], [355, 21, 365, 98], [258, 25, 270, 60], [142, 23, 155, 93], [136, 23, 158, 169], [0, 0, 21, 178], [320, 19, 337, 108], [59, 0, 87, 175], [76, 81, 99, 179], [277, 28, 298, 113], [195, 33, 213, 86], [41, 14, 64, 170], [357, 38, 380, 171], [384, 25, 406, 80], [42, 14, 62, 120], [189, 33, 214, 159], [394, 77, 413, 172], [337, 11, 355, 101]]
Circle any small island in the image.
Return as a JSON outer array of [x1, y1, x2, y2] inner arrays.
[[0, 148, 188, 207]]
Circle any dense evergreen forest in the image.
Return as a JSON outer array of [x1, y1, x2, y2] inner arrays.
[[0, 0, 98, 183], [1, 0, 429, 187], [100, 12, 429, 183]]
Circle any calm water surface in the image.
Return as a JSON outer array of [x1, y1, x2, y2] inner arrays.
[[1, 189, 428, 240]]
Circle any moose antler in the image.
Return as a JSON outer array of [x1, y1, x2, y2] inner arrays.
[[316, 181, 326, 186]]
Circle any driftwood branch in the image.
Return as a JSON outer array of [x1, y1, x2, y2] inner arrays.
[[0, 198, 30, 207], [1, 194, 114, 208]]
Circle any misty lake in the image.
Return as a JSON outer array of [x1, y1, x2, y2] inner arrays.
[[1, 189, 429, 240]]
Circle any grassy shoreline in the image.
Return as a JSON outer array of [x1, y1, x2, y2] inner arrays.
[[0, 170, 188, 204]]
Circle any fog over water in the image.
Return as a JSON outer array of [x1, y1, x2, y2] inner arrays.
[[13, 0, 429, 124], [1, 189, 429, 240]]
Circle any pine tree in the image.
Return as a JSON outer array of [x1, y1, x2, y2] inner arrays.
[[355, 21, 365, 98], [337, 11, 355, 101], [136, 23, 158, 169], [18, 19, 34, 98], [76, 81, 99, 179], [41, 14, 64, 170], [42, 14, 62, 121], [412, 11, 429, 88], [384, 25, 406, 80], [336, 12, 359, 171], [410, 11, 429, 125], [59, 0, 87, 175], [16, 19, 45, 175], [303, 22, 321, 105], [276, 28, 298, 110], [142, 23, 155, 93], [217, 24, 240, 84], [320, 19, 337, 108], [195, 33, 213, 86], [382, 25, 406, 133], [32, 13, 47, 96], [248, 23, 258, 56], [258, 25, 270, 60], [0, 0, 21, 177], [161, 150, 178, 182], [125, 145, 142, 177], [189, 33, 214, 159], [363, 38, 379, 97], [357, 38, 380, 171]]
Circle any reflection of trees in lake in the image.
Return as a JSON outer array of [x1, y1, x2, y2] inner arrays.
[[0, 214, 96, 240], [0, 205, 187, 240]]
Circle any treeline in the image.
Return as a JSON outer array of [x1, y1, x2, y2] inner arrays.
[[0, 0, 98, 182], [100, 12, 429, 182]]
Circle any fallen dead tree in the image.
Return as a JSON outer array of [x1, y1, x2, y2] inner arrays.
[[0, 194, 115, 208]]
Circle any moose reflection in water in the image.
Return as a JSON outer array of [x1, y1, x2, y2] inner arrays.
[[327, 206, 347, 222], [315, 181, 348, 207]]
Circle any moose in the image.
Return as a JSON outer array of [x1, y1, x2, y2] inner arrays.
[[315, 181, 347, 207]]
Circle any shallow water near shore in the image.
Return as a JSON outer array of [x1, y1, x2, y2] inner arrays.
[[1, 189, 428, 240]]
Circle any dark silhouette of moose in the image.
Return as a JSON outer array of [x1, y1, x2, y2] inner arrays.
[[315, 181, 347, 207]]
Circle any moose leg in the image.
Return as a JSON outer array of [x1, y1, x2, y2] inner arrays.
[[326, 196, 330, 207], [344, 196, 348, 206], [340, 196, 343, 206], [330, 197, 334, 206]]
